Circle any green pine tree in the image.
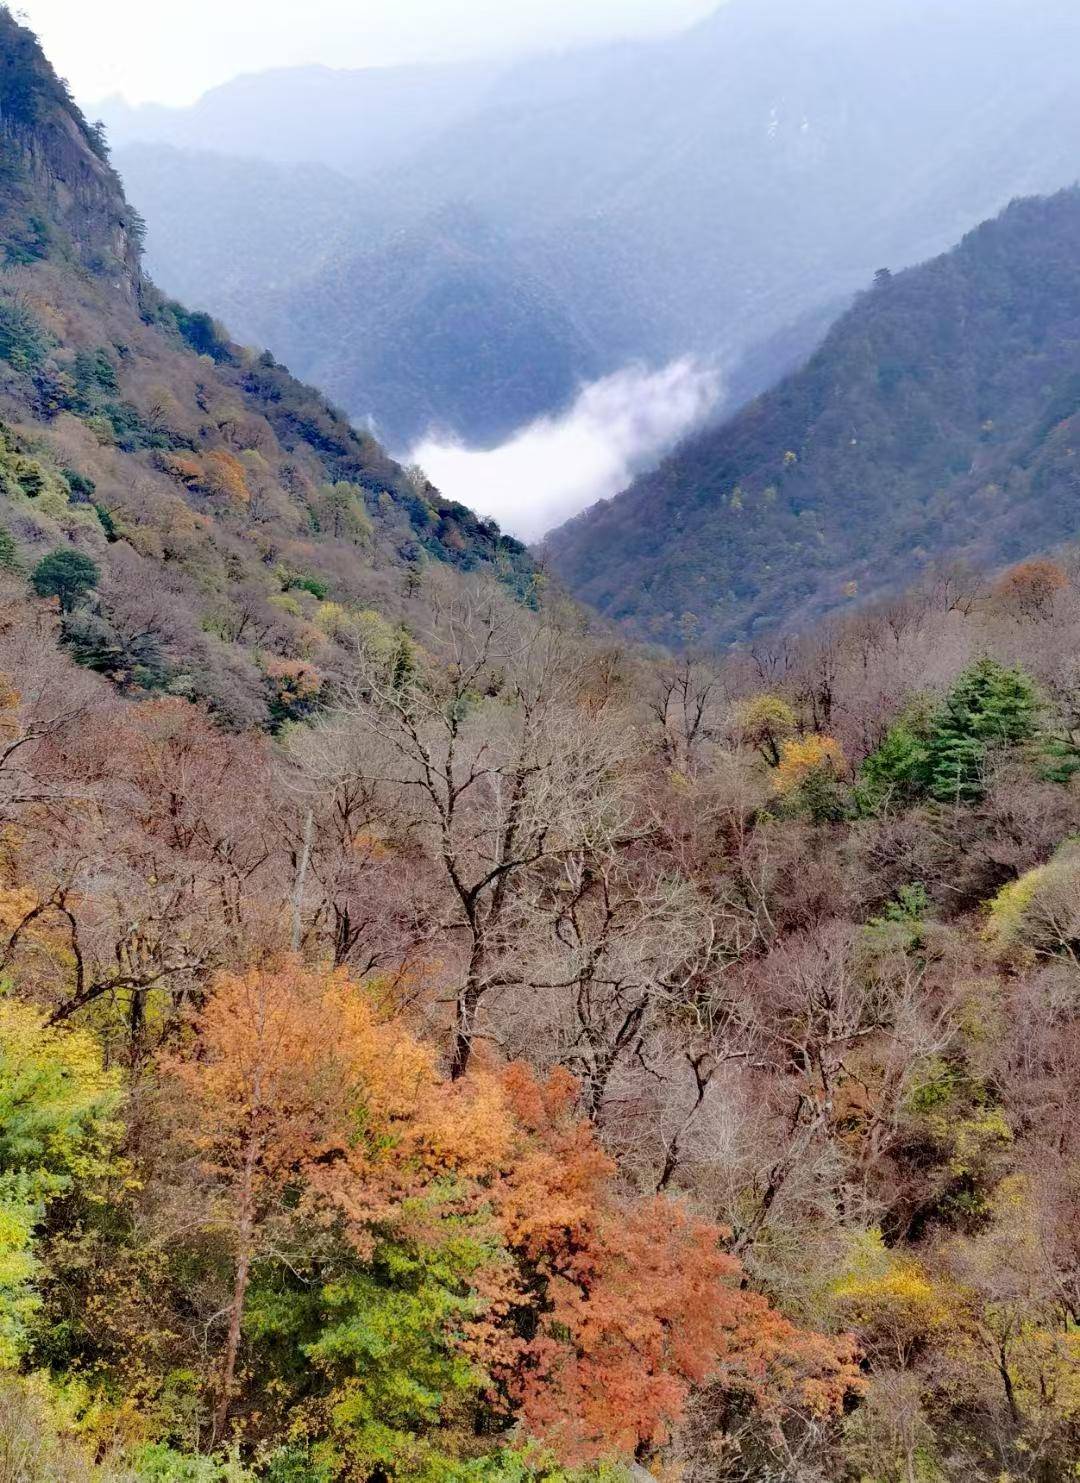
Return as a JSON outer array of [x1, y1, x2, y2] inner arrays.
[[857, 720, 932, 811], [926, 659, 1038, 803]]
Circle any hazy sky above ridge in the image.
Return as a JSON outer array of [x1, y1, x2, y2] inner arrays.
[[20, 0, 717, 106]]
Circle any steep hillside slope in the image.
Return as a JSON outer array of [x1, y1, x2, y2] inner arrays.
[[0, 10, 532, 727], [110, 0, 1080, 450], [546, 189, 1080, 647]]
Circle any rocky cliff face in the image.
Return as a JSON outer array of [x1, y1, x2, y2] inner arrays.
[[10, 107, 142, 288], [0, 8, 142, 292]]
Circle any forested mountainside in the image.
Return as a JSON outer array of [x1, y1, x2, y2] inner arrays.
[[11, 443, 1080, 1478], [0, 14, 530, 731], [113, 150, 607, 451], [547, 188, 1080, 649], [7, 12, 1080, 1483], [261, 203, 607, 451], [109, 0, 1080, 449]]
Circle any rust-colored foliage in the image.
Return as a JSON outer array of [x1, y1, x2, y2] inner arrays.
[[157, 452, 205, 486], [169, 960, 361, 1434], [171, 965, 860, 1462], [171, 960, 357, 1190], [201, 449, 251, 507], [263, 656, 322, 696], [494, 1064, 861, 1463], [993, 558, 1067, 618]]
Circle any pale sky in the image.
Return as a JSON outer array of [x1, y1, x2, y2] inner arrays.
[[19, 0, 717, 106]]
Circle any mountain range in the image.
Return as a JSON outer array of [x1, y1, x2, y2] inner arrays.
[[9, 15, 1080, 1483], [102, 0, 1080, 452]]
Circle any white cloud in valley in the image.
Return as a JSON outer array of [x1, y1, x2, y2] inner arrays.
[[409, 360, 721, 543]]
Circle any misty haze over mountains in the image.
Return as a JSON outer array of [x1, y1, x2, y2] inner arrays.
[[102, 0, 1080, 536], [414, 358, 721, 541]]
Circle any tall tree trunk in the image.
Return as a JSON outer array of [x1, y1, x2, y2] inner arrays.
[[213, 1137, 258, 1442], [290, 808, 314, 953], [128, 984, 145, 1062], [449, 923, 489, 1082], [998, 1342, 1021, 1426], [905, 1441, 917, 1483], [450, 980, 483, 1081]]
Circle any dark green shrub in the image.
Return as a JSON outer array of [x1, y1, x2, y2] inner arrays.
[[73, 347, 119, 397], [285, 573, 328, 600], [0, 526, 20, 572], [4, 212, 51, 266], [30, 548, 100, 613], [63, 469, 97, 503], [167, 303, 233, 363], [93, 503, 117, 541], [857, 719, 932, 812]]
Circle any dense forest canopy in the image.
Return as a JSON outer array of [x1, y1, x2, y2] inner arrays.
[[8, 483, 1080, 1481], [1, 9, 1080, 1483]]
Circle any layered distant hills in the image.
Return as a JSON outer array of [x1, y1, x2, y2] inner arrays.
[[104, 0, 1080, 450], [546, 189, 1080, 647]]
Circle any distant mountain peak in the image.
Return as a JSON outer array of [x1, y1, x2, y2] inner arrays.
[[110, 0, 1080, 457]]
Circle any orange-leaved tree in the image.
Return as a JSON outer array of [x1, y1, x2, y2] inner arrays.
[[172, 959, 861, 1465], [169, 959, 359, 1439], [773, 734, 847, 796], [993, 558, 1067, 620]]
